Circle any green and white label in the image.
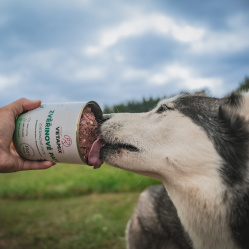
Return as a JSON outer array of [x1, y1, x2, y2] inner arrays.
[[14, 102, 88, 164]]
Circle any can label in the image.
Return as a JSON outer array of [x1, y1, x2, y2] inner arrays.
[[14, 102, 89, 164]]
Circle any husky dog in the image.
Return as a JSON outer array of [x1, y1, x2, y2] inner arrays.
[[97, 93, 249, 249]]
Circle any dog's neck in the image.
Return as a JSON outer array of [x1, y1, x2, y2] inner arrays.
[[162, 176, 238, 249]]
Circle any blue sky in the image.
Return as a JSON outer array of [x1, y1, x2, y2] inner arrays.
[[0, 0, 248, 108]]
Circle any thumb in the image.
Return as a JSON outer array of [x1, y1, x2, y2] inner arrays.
[[6, 98, 41, 117]]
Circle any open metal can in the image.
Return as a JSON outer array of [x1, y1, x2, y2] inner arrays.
[[13, 101, 102, 165]]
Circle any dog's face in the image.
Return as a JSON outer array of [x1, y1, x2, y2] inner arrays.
[[100, 93, 249, 186]]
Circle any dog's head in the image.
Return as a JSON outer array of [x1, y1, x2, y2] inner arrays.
[[99, 93, 249, 186]]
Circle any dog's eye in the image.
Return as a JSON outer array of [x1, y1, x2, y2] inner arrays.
[[157, 105, 173, 114]]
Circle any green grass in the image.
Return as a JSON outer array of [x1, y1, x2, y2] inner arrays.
[[0, 192, 140, 249], [0, 163, 160, 199], [0, 163, 161, 248]]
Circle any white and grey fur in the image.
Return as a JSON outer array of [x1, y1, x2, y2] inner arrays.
[[99, 93, 249, 249]]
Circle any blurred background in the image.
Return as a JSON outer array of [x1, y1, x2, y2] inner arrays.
[[0, 0, 249, 248], [0, 0, 248, 108]]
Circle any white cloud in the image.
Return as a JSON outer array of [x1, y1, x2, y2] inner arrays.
[[123, 68, 148, 80], [191, 13, 249, 54], [0, 74, 20, 90], [26, 49, 64, 70], [63, 0, 91, 4], [148, 65, 186, 85], [72, 66, 106, 81], [83, 10, 249, 57], [123, 64, 223, 95], [83, 13, 206, 56], [114, 53, 125, 63], [148, 64, 223, 95], [192, 29, 249, 54]]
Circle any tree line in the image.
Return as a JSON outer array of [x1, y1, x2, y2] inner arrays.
[[103, 77, 249, 114]]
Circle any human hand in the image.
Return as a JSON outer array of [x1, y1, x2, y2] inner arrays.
[[0, 98, 55, 173]]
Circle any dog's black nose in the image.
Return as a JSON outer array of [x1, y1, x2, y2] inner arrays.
[[101, 114, 112, 123]]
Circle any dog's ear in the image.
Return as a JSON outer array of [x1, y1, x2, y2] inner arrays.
[[218, 93, 249, 187], [218, 93, 244, 128], [222, 93, 243, 108]]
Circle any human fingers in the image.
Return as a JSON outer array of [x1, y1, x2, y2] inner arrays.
[[23, 100, 42, 112], [21, 160, 56, 171], [5, 98, 41, 118]]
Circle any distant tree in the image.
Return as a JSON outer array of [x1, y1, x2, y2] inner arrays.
[[103, 96, 162, 114], [103, 89, 208, 114], [236, 76, 249, 92], [103, 77, 249, 114], [103, 105, 112, 114]]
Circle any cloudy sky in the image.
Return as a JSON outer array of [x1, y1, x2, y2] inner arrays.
[[0, 0, 248, 108]]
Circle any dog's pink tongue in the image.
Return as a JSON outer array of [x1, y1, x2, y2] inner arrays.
[[88, 137, 106, 169]]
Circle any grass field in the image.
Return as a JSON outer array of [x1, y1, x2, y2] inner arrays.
[[0, 193, 140, 249], [0, 163, 159, 199], [0, 163, 161, 248]]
